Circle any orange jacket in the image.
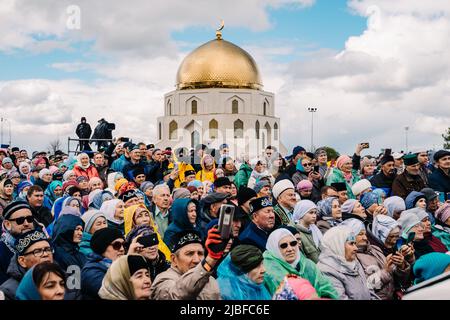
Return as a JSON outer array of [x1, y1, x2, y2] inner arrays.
[[73, 165, 100, 180]]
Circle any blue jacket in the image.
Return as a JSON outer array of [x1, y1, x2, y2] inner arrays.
[[79, 232, 93, 257], [239, 222, 272, 252], [110, 154, 131, 173], [52, 215, 87, 270], [80, 252, 111, 300], [164, 198, 201, 246], [428, 168, 450, 193], [0, 238, 14, 285]]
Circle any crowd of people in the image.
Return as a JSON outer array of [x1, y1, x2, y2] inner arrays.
[[0, 138, 449, 300]]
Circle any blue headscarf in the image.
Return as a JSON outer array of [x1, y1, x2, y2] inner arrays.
[[43, 181, 63, 209], [360, 191, 380, 210], [217, 254, 271, 300], [15, 266, 41, 300], [296, 159, 307, 173], [405, 191, 426, 210], [90, 190, 114, 210], [134, 189, 152, 211], [163, 198, 201, 245], [317, 197, 338, 218]]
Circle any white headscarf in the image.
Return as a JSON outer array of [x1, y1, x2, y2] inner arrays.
[[293, 200, 323, 247], [372, 215, 399, 244], [107, 172, 124, 191], [383, 196, 406, 218], [266, 228, 301, 267], [100, 199, 124, 225], [320, 226, 356, 268], [63, 170, 74, 181], [341, 218, 365, 236], [38, 168, 51, 180], [76, 153, 91, 170]]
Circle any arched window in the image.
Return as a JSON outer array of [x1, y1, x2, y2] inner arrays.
[[191, 130, 200, 149], [263, 102, 267, 116], [167, 101, 171, 116], [234, 119, 243, 139], [265, 122, 271, 145], [158, 122, 162, 140], [255, 120, 260, 139], [232, 99, 238, 114], [169, 120, 178, 140], [191, 100, 197, 114], [274, 122, 278, 140], [209, 119, 218, 139]]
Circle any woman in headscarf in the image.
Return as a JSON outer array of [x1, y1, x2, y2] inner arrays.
[[341, 199, 367, 222], [72, 153, 99, 180], [195, 154, 216, 182], [52, 214, 87, 270], [383, 196, 406, 220], [268, 152, 288, 181], [101, 199, 125, 234], [217, 244, 271, 300], [98, 255, 151, 300], [35, 168, 52, 191], [63, 170, 77, 182], [90, 190, 114, 210], [18, 162, 31, 180], [432, 203, 450, 250], [139, 181, 154, 203], [247, 158, 273, 189], [220, 156, 237, 182], [16, 262, 66, 300], [79, 209, 108, 256], [106, 172, 124, 194], [88, 177, 104, 193], [292, 157, 324, 203], [316, 196, 342, 234], [293, 200, 323, 263], [125, 225, 170, 282], [405, 191, 427, 210], [7, 171, 21, 199], [43, 180, 63, 210], [326, 155, 361, 199], [317, 226, 376, 300], [76, 176, 90, 196], [263, 228, 338, 299], [123, 204, 171, 261], [0, 179, 14, 218], [163, 198, 201, 246]]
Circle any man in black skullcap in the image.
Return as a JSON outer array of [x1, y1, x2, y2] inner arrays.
[[150, 228, 226, 300], [214, 177, 232, 195], [392, 153, 426, 199], [198, 192, 228, 236], [0, 229, 51, 300], [330, 182, 348, 205], [369, 154, 396, 196], [239, 196, 275, 251]]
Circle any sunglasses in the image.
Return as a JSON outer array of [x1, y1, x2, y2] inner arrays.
[[279, 240, 298, 249], [111, 240, 125, 251], [9, 216, 34, 225], [303, 163, 312, 167]]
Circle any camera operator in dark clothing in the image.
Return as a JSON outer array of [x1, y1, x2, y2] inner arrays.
[[76, 117, 92, 152]]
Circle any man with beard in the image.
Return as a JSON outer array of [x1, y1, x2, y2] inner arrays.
[[344, 218, 411, 300], [370, 154, 397, 197]]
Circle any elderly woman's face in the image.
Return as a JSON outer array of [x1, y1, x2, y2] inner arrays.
[[331, 199, 342, 220], [342, 160, 353, 173], [385, 227, 400, 248], [352, 201, 367, 218], [43, 173, 53, 182], [416, 198, 427, 209], [80, 155, 89, 167], [278, 235, 298, 264], [247, 262, 266, 285], [363, 164, 376, 176], [21, 166, 30, 174], [53, 186, 63, 197], [344, 240, 358, 261], [90, 179, 103, 191], [318, 153, 327, 164], [301, 159, 313, 173]]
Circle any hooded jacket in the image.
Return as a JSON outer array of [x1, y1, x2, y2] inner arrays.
[[163, 198, 201, 246], [110, 154, 131, 173], [52, 214, 87, 270], [233, 163, 253, 191], [0, 254, 27, 300], [81, 252, 112, 300], [325, 168, 360, 199]]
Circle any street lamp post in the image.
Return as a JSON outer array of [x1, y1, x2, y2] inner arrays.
[[405, 126, 409, 153], [307, 107, 317, 151], [0, 117, 11, 147]]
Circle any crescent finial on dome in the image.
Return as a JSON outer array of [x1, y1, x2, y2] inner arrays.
[[216, 19, 224, 40]]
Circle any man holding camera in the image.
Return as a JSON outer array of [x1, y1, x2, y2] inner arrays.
[[150, 228, 226, 300]]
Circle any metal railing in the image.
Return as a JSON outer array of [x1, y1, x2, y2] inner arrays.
[[67, 137, 113, 155]]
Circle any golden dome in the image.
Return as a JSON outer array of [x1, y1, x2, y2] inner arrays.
[[176, 37, 263, 90]]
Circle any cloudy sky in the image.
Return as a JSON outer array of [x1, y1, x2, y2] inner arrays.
[[0, 0, 449, 155]]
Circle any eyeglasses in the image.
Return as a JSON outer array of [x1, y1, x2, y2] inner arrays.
[[111, 240, 125, 251], [23, 247, 53, 257], [8, 216, 34, 225], [303, 163, 312, 167], [279, 240, 298, 249]]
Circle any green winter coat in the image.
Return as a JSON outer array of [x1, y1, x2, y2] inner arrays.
[[432, 225, 450, 250], [234, 163, 252, 191], [325, 168, 360, 199], [296, 224, 321, 263], [263, 250, 338, 299]]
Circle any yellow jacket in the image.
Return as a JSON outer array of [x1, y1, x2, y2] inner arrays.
[[123, 204, 171, 261]]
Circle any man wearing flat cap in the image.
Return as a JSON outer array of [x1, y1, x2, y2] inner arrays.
[[370, 154, 397, 196], [428, 150, 450, 193], [239, 196, 275, 251], [392, 154, 427, 199], [150, 228, 226, 300], [199, 192, 228, 236]]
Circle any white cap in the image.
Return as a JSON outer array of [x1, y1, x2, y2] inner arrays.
[[392, 152, 404, 160], [351, 179, 372, 197], [272, 179, 295, 199]]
